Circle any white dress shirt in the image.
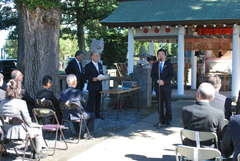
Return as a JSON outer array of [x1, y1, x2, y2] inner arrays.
[[92, 60, 99, 72], [75, 58, 81, 73]]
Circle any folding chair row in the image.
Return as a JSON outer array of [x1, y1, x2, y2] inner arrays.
[[0, 114, 38, 161], [180, 129, 219, 149], [33, 108, 68, 156], [35, 98, 91, 145], [176, 145, 222, 161]]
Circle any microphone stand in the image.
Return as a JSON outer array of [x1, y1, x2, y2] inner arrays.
[[158, 61, 161, 126]]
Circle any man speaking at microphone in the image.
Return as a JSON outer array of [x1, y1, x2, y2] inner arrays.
[[151, 49, 173, 127]]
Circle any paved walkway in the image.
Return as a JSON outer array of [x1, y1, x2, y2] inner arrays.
[[66, 98, 194, 161]]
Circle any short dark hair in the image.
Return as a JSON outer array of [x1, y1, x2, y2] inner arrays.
[[90, 52, 97, 57], [207, 75, 221, 90], [157, 49, 167, 56], [75, 50, 84, 57], [42, 75, 52, 86]]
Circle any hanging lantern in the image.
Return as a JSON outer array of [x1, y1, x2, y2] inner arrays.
[[154, 27, 160, 33], [165, 27, 171, 32], [143, 28, 149, 33]]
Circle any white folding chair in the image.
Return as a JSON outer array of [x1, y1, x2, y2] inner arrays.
[[180, 129, 219, 149], [176, 145, 222, 161], [238, 153, 240, 161]]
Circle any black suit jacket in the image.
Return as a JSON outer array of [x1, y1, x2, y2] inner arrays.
[[59, 87, 85, 120], [182, 101, 224, 143], [151, 60, 173, 88], [36, 88, 59, 110], [210, 92, 226, 114], [221, 115, 240, 161], [84, 61, 103, 92], [65, 58, 85, 90]]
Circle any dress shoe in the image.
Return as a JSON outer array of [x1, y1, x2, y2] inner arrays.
[[83, 133, 93, 139], [165, 121, 171, 127], [96, 115, 105, 120], [33, 152, 48, 159]]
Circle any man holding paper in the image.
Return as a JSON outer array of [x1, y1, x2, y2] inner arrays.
[[84, 52, 105, 119]]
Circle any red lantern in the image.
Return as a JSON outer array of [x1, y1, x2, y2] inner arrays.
[[165, 28, 171, 32], [143, 28, 148, 33], [154, 28, 160, 33]]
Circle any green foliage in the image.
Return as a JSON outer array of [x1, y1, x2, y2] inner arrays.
[[159, 43, 178, 56], [15, 0, 61, 9], [3, 39, 18, 58], [0, 1, 17, 30], [59, 36, 78, 61]]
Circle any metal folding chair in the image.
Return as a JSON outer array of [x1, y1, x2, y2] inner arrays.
[[180, 129, 219, 149], [33, 107, 68, 156], [176, 145, 222, 161], [0, 114, 38, 161], [62, 101, 91, 144], [223, 119, 229, 128]]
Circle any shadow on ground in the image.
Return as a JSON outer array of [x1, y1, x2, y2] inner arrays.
[[125, 154, 175, 161]]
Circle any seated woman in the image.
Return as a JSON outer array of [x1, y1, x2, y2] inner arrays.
[[36, 75, 62, 123], [0, 79, 46, 159]]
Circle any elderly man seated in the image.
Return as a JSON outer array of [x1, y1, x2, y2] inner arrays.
[[60, 74, 94, 138], [182, 82, 224, 147]]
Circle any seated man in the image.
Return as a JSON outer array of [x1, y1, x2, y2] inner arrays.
[[207, 75, 226, 114], [182, 82, 224, 147], [221, 115, 240, 161], [60, 74, 94, 138], [36, 75, 62, 123]]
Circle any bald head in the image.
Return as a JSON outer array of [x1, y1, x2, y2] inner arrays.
[[196, 82, 215, 101]]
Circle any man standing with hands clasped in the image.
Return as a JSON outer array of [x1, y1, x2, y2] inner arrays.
[[151, 49, 173, 127], [84, 52, 104, 120], [65, 50, 85, 91]]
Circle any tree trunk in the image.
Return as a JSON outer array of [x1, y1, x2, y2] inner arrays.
[[18, 6, 60, 97], [77, 23, 85, 51]]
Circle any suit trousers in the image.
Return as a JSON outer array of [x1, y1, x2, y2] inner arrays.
[[156, 86, 172, 123], [87, 90, 101, 117]]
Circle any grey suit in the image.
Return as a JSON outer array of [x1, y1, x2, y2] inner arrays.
[[182, 101, 224, 146]]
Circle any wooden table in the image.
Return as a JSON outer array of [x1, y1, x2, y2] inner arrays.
[[100, 87, 141, 119]]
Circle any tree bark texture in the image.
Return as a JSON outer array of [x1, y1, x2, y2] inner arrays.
[[18, 6, 60, 97]]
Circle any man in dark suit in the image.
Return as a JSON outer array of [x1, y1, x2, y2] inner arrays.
[[60, 74, 94, 137], [207, 75, 226, 113], [182, 82, 224, 146], [221, 115, 240, 161], [65, 50, 85, 91], [84, 52, 104, 119], [36, 75, 62, 123], [151, 49, 173, 126]]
